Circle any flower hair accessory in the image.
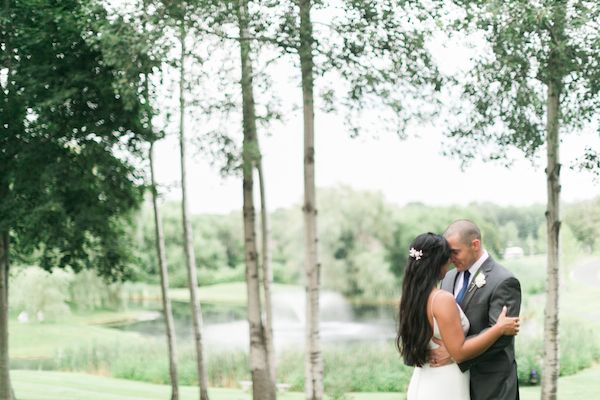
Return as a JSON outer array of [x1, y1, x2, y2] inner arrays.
[[409, 247, 423, 260]]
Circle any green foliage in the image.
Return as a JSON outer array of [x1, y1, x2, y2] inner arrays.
[[1, 0, 157, 280], [318, 0, 444, 136], [133, 201, 245, 286], [516, 335, 544, 386], [444, 0, 600, 163], [69, 269, 123, 311], [35, 339, 413, 392], [322, 344, 412, 393], [318, 187, 397, 298], [129, 187, 594, 303], [516, 320, 600, 385], [564, 197, 600, 252], [504, 255, 546, 296], [559, 321, 600, 376], [9, 267, 72, 321]]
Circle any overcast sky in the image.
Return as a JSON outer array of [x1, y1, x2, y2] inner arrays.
[[143, 5, 600, 215], [151, 113, 600, 215]]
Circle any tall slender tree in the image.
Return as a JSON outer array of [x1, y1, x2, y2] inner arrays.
[[177, 16, 210, 400], [237, 0, 277, 398], [150, 139, 180, 400], [256, 144, 276, 385], [264, 2, 444, 398], [186, 3, 443, 399], [194, 0, 281, 392], [297, 2, 323, 399], [95, 2, 182, 395], [443, 2, 599, 399], [139, 2, 179, 397]]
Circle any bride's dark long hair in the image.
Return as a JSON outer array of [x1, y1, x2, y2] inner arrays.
[[396, 232, 451, 367]]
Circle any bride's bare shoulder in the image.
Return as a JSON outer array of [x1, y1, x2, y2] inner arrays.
[[431, 290, 457, 312]]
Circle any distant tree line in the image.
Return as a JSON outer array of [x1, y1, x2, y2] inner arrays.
[[129, 186, 598, 300]]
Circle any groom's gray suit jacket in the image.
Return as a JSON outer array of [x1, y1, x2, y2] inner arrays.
[[441, 256, 522, 400]]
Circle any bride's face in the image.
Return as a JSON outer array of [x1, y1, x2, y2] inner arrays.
[[438, 258, 451, 280]]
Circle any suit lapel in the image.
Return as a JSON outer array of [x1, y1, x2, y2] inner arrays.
[[460, 257, 494, 309], [442, 269, 458, 293]]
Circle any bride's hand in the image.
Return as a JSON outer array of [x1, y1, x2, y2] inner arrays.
[[496, 305, 520, 335]]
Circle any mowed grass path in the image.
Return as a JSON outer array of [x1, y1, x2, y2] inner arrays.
[[11, 370, 397, 400], [12, 365, 600, 400]]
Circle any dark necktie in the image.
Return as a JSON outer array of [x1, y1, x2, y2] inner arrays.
[[456, 270, 471, 304]]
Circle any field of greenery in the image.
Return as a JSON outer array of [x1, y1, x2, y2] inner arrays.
[[128, 188, 599, 302], [9, 193, 600, 396], [9, 257, 600, 396]]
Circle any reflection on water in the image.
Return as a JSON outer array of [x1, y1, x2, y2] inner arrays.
[[112, 289, 398, 351]]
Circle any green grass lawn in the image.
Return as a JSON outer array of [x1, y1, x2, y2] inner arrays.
[[9, 316, 145, 359], [519, 363, 600, 399], [12, 365, 600, 400], [11, 369, 381, 400]]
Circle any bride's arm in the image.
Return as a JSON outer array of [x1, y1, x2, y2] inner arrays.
[[433, 292, 519, 363]]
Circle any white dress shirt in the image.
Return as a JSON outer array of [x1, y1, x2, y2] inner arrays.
[[454, 250, 489, 297]]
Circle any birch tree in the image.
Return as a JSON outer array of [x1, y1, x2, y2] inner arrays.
[[150, 140, 180, 400], [443, 2, 599, 399], [256, 142, 276, 384], [188, 1, 282, 389], [237, 0, 277, 398], [197, 3, 443, 399], [102, 0, 187, 395], [296, 2, 323, 399], [276, 2, 443, 398], [177, 16, 211, 400], [140, 2, 180, 397]]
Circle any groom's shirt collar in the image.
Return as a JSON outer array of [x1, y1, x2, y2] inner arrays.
[[468, 250, 489, 278], [454, 250, 489, 296]]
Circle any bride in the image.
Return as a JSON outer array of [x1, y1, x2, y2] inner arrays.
[[396, 233, 519, 400]]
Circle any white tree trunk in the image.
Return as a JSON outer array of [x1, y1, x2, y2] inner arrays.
[[150, 141, 179, 400], [541, 79, 561, 400], [238, 1, 276, 399], [178, 23, 210, 400], [257, 154, 276, 384], [299, 1, 323, 399]]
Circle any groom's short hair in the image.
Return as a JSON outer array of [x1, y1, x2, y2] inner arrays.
[[444, 219, 481, 245]]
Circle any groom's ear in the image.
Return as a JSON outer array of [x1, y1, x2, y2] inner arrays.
[[471, 239, 481, 252]]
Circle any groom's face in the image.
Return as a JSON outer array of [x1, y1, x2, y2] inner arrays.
[[446, 233, 479, 272]]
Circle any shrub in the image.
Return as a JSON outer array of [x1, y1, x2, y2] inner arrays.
[[516, 320, 600, 385], [9, 266, 72, 321]]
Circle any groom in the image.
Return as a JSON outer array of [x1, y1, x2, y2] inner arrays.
[[432, 219, 522, 400]]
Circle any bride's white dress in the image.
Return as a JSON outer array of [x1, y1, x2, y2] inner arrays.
[[406, 295, 471, 400]]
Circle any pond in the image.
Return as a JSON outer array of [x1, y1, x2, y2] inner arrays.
[[110, 289, 398, 351]]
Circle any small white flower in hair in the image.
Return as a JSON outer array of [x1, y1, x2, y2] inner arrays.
[[409, 247, 423, 260]]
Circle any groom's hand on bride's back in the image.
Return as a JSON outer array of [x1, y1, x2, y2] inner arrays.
[[428, 338, 453, 368]]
